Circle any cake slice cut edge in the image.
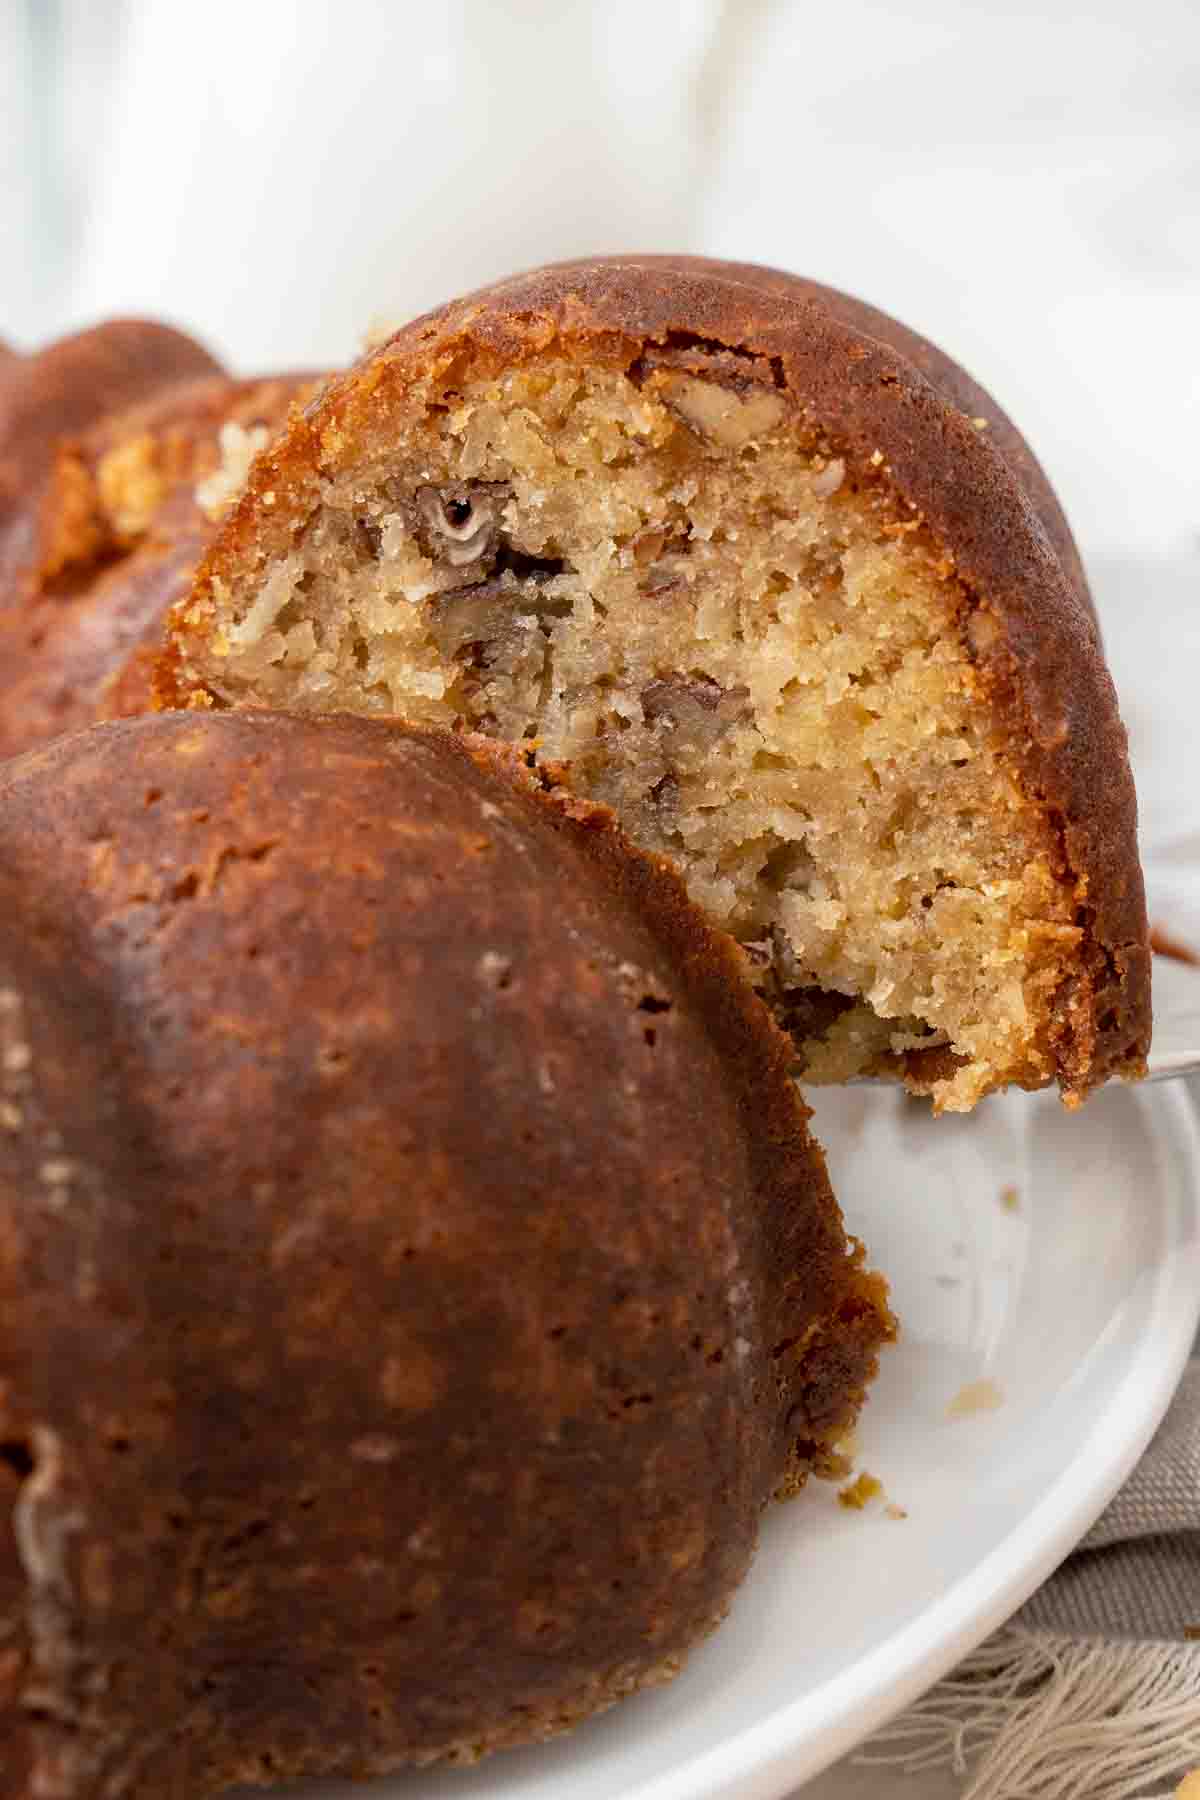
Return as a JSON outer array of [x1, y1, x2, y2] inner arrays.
[[156, 257, 1151, 1113]]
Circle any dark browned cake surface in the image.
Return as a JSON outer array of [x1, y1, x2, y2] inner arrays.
[[628, 255, 1093, 617], [159, 256, 1150, 1110], [0, 320, 220, 601], [0, 709, 890, 1794], [0, 328, 320, 759], [0, 1450, 27, 1799]]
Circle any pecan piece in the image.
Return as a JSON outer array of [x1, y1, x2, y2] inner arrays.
[[634, 347, 787, 448], [641, 673, 751, 747], [413, 481, 509, 573]]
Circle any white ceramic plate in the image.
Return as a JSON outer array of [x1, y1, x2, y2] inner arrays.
[[290, 1078, 1200, 1800]]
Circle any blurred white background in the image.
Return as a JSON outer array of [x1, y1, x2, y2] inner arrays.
[[3, 0, 1199, 559]]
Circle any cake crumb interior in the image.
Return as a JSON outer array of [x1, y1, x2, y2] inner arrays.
[[197, 354, 1079, 1109]]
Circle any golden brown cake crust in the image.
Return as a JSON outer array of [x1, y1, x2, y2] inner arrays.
[[624, 255, 1094, 621], [0, 363, 322, 758], [161, 257, 1148, 1100], [0, 710, 890, 1795], [0, 320, 221, 604]]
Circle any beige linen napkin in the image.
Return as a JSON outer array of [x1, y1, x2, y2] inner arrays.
[[856, 1347, 1200, 1798], [850, 560, 1200, 1800]]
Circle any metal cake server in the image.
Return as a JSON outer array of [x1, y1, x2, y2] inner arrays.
[[1142, 952, 1200, 1083]]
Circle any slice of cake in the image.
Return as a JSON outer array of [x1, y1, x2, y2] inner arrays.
[[159, 257, 1150, 1111], [0, 710, 891, 1788]]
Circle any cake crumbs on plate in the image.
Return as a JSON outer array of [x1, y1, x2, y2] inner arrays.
[[838, 1472, 883, 1510], [999, 1183, 1020, 1212], [883, 1502, 908, 1520], [947, 1378, 1005, 1418]]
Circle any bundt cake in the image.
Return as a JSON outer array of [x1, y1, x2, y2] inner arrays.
[[160, 257, 1150, 1111], [0, 319, 220, 594], [0, 709, 892, 1792], [0, 320, 320, 759]]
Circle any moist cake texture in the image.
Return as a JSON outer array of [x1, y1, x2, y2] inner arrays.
[[161, 258, 1150, 1111], [0, 709, 891, 1792]]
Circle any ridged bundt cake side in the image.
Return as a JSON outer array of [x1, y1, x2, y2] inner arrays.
[[0, 320, 220, 603], [0, 331, 321, 759], [159, 257, 1149, 1110], [0, 710, 891, 1795]]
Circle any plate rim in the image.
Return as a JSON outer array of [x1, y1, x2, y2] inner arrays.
[[616, 1077, 1200, 1800]]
